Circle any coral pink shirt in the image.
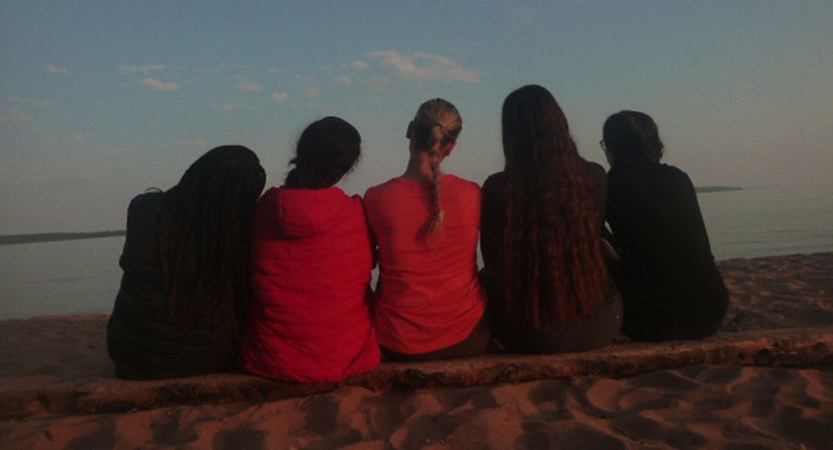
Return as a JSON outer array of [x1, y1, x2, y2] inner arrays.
[[364, 175, 487, 354]]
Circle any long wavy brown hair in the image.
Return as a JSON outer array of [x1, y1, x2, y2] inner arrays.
[[158, 145, 266, 337], [500, 85, 606, 328]]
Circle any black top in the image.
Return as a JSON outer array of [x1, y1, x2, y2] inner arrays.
[[107, 192, 238, 379], [606, 161, 728, 340]]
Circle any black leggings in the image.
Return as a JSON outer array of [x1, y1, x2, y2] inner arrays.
[[380, 311, 491, 362]]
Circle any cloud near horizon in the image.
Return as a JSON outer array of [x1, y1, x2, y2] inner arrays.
[[46, 65, 70, 75], [119, 64, 168, 75], [366, 51, 480, 83], [271, 92, 289, 103], [140, 78, 179, 91], [236, 77, 263, 93]]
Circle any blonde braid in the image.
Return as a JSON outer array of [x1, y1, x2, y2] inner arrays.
[[427, 125, 445, 235], [412, 99, 462, 238]]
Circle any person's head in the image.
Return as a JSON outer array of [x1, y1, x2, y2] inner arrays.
[[601, 110, 664, 166], [176, 145, 266, 204], [501, 84, 577, 177], [407, 98, 462, 237], [285, 116, 362, 189], [407, 98, 462, 156], [161, 145, 266, 335], [498, 85, 606, 328]]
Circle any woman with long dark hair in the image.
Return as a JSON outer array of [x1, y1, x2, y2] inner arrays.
[[242, 117, 380, 383], [108, 145, 266, 379], [603, 110, 728, 341], [364, 98, 489, 361], [481, 85, 622, 353]]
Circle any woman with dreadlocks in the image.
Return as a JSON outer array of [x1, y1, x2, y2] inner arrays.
[[480, 85, 622, 354], [364, 98, 489, 361], [107, 145, 266, 379]]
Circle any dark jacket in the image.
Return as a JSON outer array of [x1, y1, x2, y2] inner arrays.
[[606, 161, 728, 341], [107, 192, 238, 379]]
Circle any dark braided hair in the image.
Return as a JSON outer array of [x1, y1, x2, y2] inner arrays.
[[407, 98, 462, 236], [500, 85, 607, 328], [158, 145, 266, 336], [284, 116, 361, 189]]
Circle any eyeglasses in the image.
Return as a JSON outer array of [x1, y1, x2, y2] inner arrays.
[[599, 140, 607, 151]]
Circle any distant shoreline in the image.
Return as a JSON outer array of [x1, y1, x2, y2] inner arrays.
[[695, 186, 743, 193], [0, 230, 125, 246], [0, 186, 743, 246]]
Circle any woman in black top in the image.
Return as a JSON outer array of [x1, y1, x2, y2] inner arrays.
[[603, 110, 728, 341]]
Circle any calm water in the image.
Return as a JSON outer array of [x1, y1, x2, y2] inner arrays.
[[1, 185, 831, 320]]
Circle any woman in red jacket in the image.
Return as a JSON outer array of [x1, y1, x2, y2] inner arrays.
[[242, 117, 380, 383]]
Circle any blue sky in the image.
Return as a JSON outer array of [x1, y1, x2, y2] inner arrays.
[[1, 1, 832, 234]]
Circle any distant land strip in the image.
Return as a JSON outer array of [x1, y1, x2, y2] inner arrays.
[[1, 186, 742, 245], [695, 186, 743, 193], [0, 230, 125, 246]]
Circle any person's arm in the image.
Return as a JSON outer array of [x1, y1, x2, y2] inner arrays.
[[479, 175, 502, 268]]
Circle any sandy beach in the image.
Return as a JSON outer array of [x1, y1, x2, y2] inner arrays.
[[1, 252, 832, 449]]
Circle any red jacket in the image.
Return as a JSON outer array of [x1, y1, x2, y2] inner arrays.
[[242, 187, 380, 383]]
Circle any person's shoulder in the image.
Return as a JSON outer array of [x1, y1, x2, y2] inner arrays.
[[365, 177, 403, 199], [481, 172, 505, 190], [446, 174, 481, 192], [659, 163, 692, 182], [585, 160, 606, 177], [128, 190, 165, 212]]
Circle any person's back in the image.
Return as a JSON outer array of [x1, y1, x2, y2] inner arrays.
[[602, 110, 728, 341], [242, 117, 379, 383], [365, 98, 489, 361], [365, 175, 485, 356], [108, 145, 266, 379], [481, 85, 622, 354]]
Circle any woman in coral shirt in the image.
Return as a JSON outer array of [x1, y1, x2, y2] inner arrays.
[[364, 98, 489, 361]]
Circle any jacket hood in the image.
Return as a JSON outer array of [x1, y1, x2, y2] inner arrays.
[[268, 186, 359, 239]]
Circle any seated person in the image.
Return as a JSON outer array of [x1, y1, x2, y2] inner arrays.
[[481, 85, 622, 354], [242, 117, 380, 383], [602, 110, 729, 341], [108, 145, 266, 379], [364, 98, 490, 362]]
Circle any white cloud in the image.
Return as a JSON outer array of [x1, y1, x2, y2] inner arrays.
[[366, 51, 480, 83], [100, 146, 138, 156], [305, 87, 322, 98], [9, 98, 52, 108], [46, 65, 70, 75], [0, 106, 33, 123], [140, 78, 179, 91], [216, 102, 255, 111], [508, 6, 539, 25], [333, 75, 352, 85], [235, 77, 263, 93], [343, 60, 369, 70], [174, 139, 206, 148], [120, 64, 168, 75], [271, 92, 289, 103], [359, 76, 392, 92]]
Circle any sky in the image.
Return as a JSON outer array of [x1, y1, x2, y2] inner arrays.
[[1, 0, 832, 234]]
